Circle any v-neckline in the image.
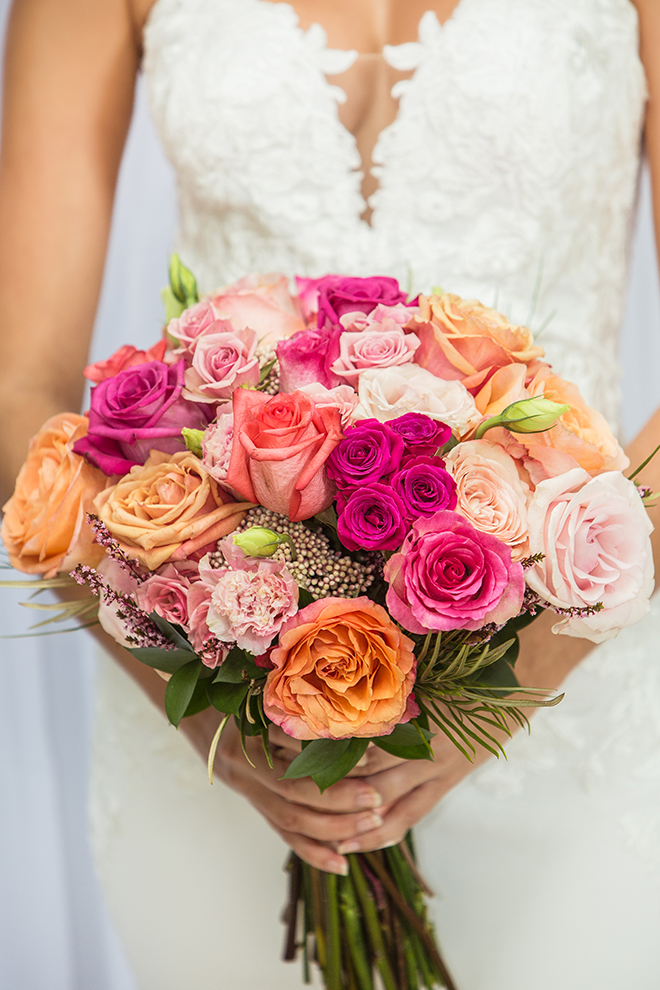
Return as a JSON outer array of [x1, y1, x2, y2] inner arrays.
[[249, 1, 472, 228]]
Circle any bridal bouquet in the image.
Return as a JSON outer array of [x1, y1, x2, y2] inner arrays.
[[2, 259, 655, 990]]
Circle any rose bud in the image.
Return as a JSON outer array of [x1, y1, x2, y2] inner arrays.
[[475, 397, 570, 439]]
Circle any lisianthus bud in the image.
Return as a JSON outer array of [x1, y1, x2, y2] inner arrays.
[[182, 427, 205, 457], [233, 526, 296, 559], [475, 397, 569, 439]]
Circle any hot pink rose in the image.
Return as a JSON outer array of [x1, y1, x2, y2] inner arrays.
[[211, 274, 305, 349], [296, 275, 410, 327], [84, 341, 168, 384], [384, 510, 525, 633], [331, 324, 420, 383], [226, 389, 343, 522], [525, 468, 654, 643], [276, 326, 341, 392], [183, 327, 260, 402]]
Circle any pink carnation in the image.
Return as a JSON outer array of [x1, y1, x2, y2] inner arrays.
[[201, 413, 234, 483], [191, 543, 299, 655]]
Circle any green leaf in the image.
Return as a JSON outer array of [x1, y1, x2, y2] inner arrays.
[[281, 738, 352, 780], [148, 611, 193, 652], [164, 659, 202, 727], [161, 286, 185, 322], [297, 587, 316, 609], [628, 441, 660, 482], [207, 679, 249, 716], [313, 505, 338, 530], [126, 646, 198, 675], [183, 679, 212, 718], [311, 738, 370, 792], [168, 253, 199, 305], [472, 654, 520, 692], [373, 722, 434, 761], [212, 647, 264, 683]]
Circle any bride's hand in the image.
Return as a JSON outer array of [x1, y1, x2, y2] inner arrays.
[[213, 720, 477, 874]]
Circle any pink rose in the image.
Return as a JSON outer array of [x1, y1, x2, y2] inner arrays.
[[84, 341, 168, 384], [525, 468, 654, 643], [276, 326, 341, 392], [339, 303, 420, 330], [384, 510, 525, 633], [297, 383, 359, 429], [211, 274, 305, 349], [136, 562, 197, 627], [183, 327, 260, 402], [331, 324, 420, 383], [167, 301, 219, 352], [226, 389, 343, 522]]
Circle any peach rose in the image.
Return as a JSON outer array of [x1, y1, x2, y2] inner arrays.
[[515, 363, 629, 476], [94, 450, 254, 569], [445, 439, 530, 560], [264, 597, 418, 739], [411, 293, 544, 393], [211, 274, 305, 350], [1, 413, 109, 577]]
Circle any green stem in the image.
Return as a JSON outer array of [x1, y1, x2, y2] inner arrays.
[[339, 874, 374, 990], [349, 856, 398, 990], [325, 872, 342, 990]]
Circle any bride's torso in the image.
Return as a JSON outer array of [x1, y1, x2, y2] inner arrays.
[[142, 0, 646, 425]]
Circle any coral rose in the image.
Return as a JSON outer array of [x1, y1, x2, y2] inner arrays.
[[264, 597, 417, 739], [226, 389, 342, 522], [94, 450, 254, 569], [84, 340, 168, 384], [514, 363, 628, 476], [2, 413, 109, 577], [411, 293, 544, 393]]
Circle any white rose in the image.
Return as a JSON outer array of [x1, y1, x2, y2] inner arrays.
[[445, 439, 530, 559], [352, 364, 479, 435], [525, 468, 654, 643]]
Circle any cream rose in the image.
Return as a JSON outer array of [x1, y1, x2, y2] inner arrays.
[[525, 468, 654, 643], [445, 439, 530, 560], [94, 450, 254, 569], [352, 364, 479, 435]]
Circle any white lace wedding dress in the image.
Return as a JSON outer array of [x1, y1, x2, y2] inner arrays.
[[91, 1, 660, 987]]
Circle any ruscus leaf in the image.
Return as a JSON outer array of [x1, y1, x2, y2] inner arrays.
[[281, 738, 352, 780], [165, 659, 202, 727]]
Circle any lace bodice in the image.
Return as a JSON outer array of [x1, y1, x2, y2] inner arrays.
[[144, 0, 646, 426]]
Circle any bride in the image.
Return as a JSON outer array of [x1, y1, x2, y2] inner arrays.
[[1, 0, 660, 987]]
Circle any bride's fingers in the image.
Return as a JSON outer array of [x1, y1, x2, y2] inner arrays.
[[335, 777, 448, 855], [266, 820, 349, 875]]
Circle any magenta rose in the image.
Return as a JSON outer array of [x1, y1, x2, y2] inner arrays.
[[384, 510, 525, 633], [337, 483, 408, 551], [311, 276, 411, 328], [183, 327, 260, 402], [277, 326, 341, 392], [73, 359, 211, 475], [391, 455, 457, 520], [327, 419, 404, 489], [387, 413, 452, 455]]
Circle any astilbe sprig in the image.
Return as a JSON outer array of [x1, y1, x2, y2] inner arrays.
[[70, 564, 175, 650]]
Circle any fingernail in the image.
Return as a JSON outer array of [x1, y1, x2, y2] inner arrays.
[[337, 840, 361, 855], [357, 787, 383, 810], [356, 813, 383, 834], [329, 857, 349, 876]]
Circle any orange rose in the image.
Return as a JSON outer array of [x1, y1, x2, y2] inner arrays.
[[1, 413, 109, 577], [515, 363, 629, 476], [94, 450, 254, 569], [411, 293, 544, 393], [264, 597, 417, 739]]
